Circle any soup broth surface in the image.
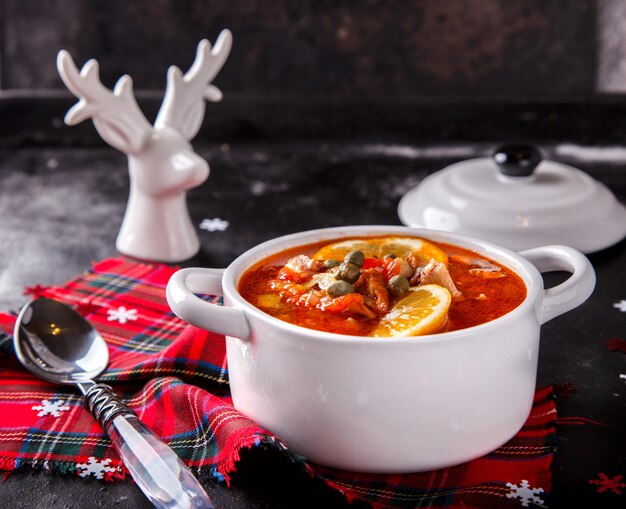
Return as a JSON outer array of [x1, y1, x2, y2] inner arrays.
[[238, 236, 526, 336]]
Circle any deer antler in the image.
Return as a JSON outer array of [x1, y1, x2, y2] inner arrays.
[[57, 51, 153, 154], [155, 30, 232, 140]]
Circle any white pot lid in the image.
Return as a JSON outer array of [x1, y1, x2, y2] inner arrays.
[[398, 145, 626, 253]]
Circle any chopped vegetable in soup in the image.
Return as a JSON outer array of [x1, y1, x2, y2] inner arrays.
[[238, 236, 526, 337]]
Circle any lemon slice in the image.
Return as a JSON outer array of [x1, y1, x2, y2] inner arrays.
[[369, 284, 451, 337], [312, 236, 448, 266]]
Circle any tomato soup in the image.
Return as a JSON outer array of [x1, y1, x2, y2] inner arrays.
[[238, 236, 526, 337]]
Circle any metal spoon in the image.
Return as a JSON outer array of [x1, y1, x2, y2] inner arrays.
[[13, 297, 214, 509]]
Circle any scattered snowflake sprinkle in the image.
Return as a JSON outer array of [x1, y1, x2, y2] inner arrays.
[[76, 457, 117, 480], [107, 306, 138, 324], [604, 338, 626, 354], [32, 399, 70, 418], [620, 374, 626, 383], [506, 479, 545, 507], [199, 218, 229, 232], [613, 300, 626, 312], [589, 473, 626, 494]]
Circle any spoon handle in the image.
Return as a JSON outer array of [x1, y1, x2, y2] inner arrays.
[[85, 383, 214, 509]]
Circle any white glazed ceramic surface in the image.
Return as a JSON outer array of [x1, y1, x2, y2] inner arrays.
[[398, 157, 626, 253], [56, 31, 233, 263], [166, 226, 596, 473]]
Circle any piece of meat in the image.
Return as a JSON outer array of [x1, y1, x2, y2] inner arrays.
[[284, 255, 314, 274], [279, 255, 323, 282], [419, 260, 462, 298], [407, 252, 430, 270], [450, 255, 505, 278], [355, 270, 391, 315]]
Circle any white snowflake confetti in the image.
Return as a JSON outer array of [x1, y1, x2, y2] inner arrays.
[[620, 374, 626, 383], [32, 399, 70, 418], [506, 479, 545, 507], [107, 306, 138, 324], [199, 218, 229, 232], [613, 300, 626, 312], [76, 457, 117, 480]]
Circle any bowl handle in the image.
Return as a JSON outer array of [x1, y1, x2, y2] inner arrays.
[[519, 246, 596, 324], [166, 268, 251, 340]]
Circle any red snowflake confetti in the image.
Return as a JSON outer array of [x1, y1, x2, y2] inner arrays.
[[604, 338, 626, 354], [589, 473, 625, 494], [23, 284, 51, 297], [74, 301, 98, 316], [554, 382, 577, 399]]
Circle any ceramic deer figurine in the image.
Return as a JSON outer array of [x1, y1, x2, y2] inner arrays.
[[56, 30, 232, 262]]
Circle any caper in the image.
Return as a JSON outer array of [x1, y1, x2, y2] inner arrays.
[[327, 280, 354, 297], [335, 262, 361, 284], [388, 275, 410, 297], [324, 259, 341, 269], [383, 253, 397, 259], [344, 250, 365, 268]]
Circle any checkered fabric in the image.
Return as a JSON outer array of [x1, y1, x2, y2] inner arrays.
[[0, 258, 556, 508]]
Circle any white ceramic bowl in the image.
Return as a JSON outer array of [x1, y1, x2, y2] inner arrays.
[[166, 226, 595, 473]]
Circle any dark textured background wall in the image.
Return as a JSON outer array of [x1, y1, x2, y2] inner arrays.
[[0, 0, 612, 98]]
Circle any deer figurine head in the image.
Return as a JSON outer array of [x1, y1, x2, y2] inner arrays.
[[56, 30, 232, 262]]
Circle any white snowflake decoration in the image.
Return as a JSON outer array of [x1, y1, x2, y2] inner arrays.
[[199, 217, 229, 232], [107, 306, 138, 324], [613, 300, 626, 312], [76, 457, 117, 480], [620, 374, 626, 383], [506, 479, 545, 507], [32, 399, 70, 418]]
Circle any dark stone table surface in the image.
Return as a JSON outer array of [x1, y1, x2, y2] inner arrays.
[[0, 134, 625, 508]]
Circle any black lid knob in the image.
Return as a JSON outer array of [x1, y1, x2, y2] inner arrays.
[[492, 144, 542, 178]]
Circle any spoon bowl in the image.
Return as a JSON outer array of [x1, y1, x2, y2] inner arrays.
[[15, 298, 108, 386], [14, 297, 214, 509]]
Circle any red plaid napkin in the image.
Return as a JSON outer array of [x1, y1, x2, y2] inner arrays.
[[0, 258, 556, 508]]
